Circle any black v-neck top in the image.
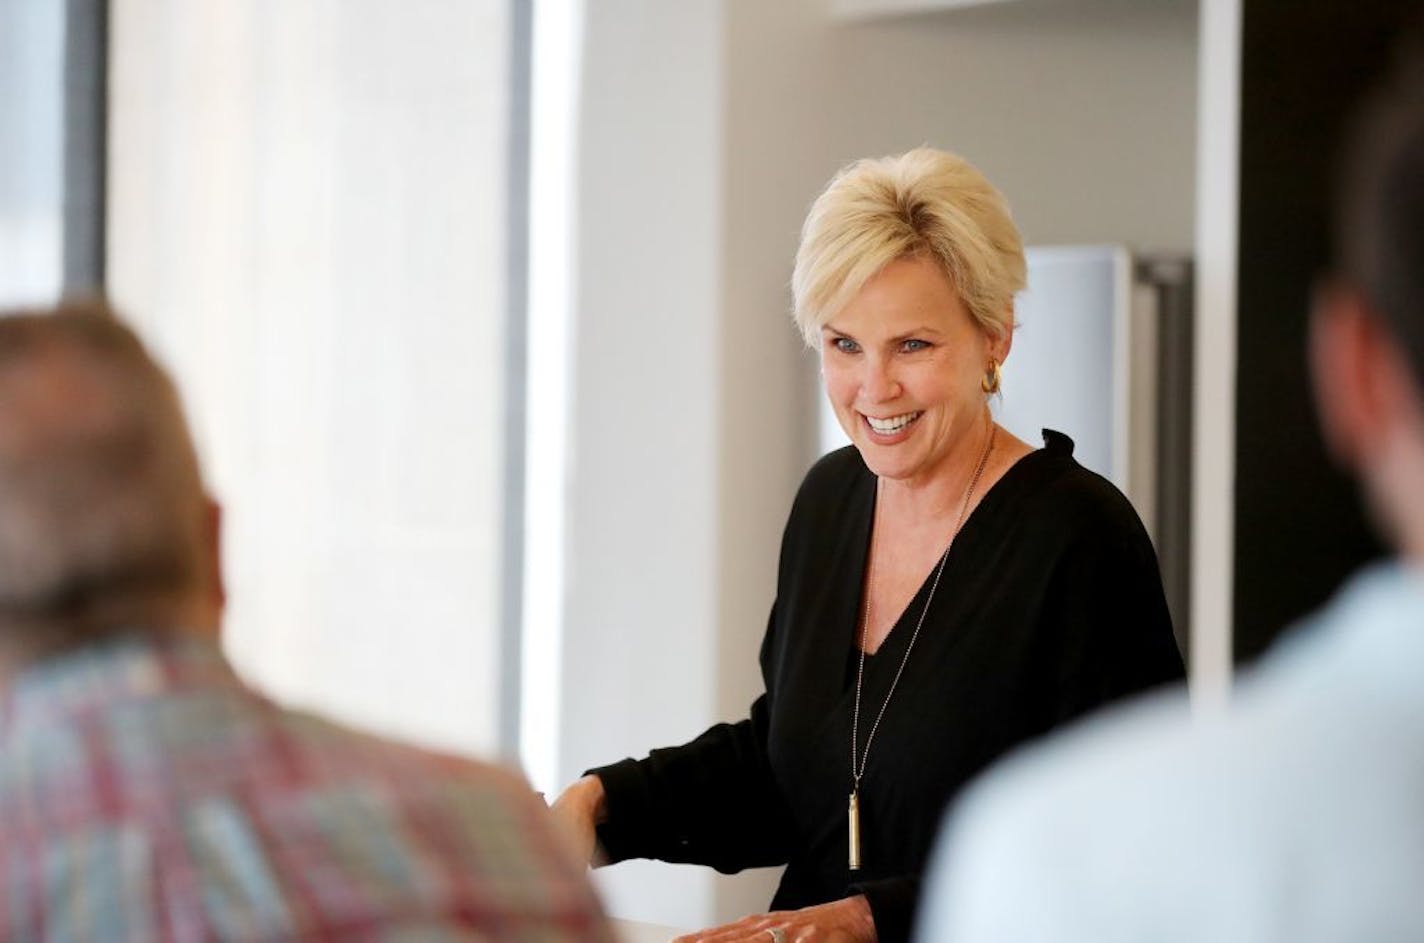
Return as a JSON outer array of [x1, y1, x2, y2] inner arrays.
[[591, 432, 1183, 942]]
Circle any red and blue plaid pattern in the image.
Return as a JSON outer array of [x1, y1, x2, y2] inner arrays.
[[0, 634, 612, 942]]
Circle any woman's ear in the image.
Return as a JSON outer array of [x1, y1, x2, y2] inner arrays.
[[989, 306, 1015, 365]]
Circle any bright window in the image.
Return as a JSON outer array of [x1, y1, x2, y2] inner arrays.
[[107, 0, 512, 758]]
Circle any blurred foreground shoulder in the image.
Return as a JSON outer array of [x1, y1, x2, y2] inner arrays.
[[917, 687, 1197, 943], [279, 710, 617, 941]]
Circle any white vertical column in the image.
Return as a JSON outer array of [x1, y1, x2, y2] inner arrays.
[[1191, 0, 1241, 708], [557, 0, 724, 930], [520, 0, 584, 798]]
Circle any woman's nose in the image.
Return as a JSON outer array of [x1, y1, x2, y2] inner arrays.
[[861, 357, 900, 402]]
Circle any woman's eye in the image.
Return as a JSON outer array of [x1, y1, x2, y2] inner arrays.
[[901, 339, 930, 352], [832, 337, 859, 354]]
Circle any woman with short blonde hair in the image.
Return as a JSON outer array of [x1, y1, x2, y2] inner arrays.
[[556, 147, 1182, 943], [793, 146, 1026, 348]]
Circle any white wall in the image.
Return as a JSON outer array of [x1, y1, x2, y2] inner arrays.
[[802, 0, 1199, 252], [559, 0, 1198, 929], [560, 0, 726, 928]]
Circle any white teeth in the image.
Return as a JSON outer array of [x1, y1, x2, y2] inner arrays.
[[866, 411, 922, 434]]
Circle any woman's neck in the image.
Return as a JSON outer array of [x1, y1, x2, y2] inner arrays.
[[877, 412, 996, 523]]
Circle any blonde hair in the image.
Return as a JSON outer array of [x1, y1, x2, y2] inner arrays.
[[791, 147, 1026, 346]]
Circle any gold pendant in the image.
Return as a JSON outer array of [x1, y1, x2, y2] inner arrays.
[[848, 789, 861, 870]]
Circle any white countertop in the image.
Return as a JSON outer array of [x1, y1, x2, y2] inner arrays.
[[612, 918, 688, 943]]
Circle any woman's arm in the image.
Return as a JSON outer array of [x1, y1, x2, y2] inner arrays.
[[1041, 516, 1184, 724], [587, 687, 798, 872], [548, 773, 608, 867]]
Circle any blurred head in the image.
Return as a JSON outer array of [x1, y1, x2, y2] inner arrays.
[[794, 148, 1025, 484], [0, 300, 222, 664], [791, 147, 1026, 348], [1314, 56, 1424, 561]]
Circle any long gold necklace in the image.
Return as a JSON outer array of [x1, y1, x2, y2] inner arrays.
[[848, 417, 995, 871]]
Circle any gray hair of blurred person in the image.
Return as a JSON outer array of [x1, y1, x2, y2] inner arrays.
[[791, 146, 1027, 348], [0, 300, 214, 657], [1338, 50, 1424, 392]]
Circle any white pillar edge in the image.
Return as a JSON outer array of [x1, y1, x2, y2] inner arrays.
[[1189, 0, 1241, 711], [520, 0, 584, 795]]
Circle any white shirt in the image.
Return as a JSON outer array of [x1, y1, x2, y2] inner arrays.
[[916, 564, 1424, 943]]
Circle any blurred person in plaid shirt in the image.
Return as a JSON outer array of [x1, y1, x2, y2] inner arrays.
[[0, 301, 614, 942]]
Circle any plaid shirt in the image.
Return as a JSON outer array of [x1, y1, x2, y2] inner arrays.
[[0, 634, 613, 942]]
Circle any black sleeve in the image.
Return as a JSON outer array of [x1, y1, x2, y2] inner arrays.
[[587, 609, 798, 874], [1041, 499, 1185, 725], [849, 876, 918, 943]]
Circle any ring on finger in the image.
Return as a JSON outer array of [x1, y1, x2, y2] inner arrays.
[[764, 928, 787, 943]]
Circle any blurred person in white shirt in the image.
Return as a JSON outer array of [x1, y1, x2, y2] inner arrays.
[[915, 47, 1424, 943]]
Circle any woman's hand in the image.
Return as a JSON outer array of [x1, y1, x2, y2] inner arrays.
[[670, 896, 876, 943], [548, 774, 607, 867]]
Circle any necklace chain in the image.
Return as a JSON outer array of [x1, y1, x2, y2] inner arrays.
[[850, 418, 996, 790]]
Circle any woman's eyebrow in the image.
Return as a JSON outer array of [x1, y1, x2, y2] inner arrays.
[[820, 325, 943, 343], [887, 326, 942, 343]]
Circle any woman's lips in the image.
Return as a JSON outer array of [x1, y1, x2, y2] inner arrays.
[[862, 410, 923, 441]]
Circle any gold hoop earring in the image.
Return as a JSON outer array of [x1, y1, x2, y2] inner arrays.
[[981, 359, 1001, 395]]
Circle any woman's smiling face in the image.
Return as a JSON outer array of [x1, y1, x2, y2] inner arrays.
[[821, 255, 1007, 486]]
